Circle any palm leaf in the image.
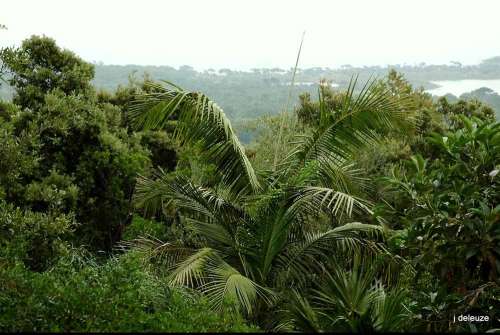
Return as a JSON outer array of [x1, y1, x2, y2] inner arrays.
[[295, 76, 415, 167], [314, 265, 379, 319], [134, 172, 246, 236], [129, 81, 260, 194], [315, 158, 371, 195], [372, 287, 410, 332], [275, 289, 322, 332], [288, 186, 373, 221], [168, 247, 217, 287], [277, 223, 384, 284], [201, 257, 275, 314], [124, 236, 196, 271]]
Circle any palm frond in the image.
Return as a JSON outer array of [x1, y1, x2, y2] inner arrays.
[[295, 76, 415, 167], [202, 257, 275, 314], [184, 217, 235, 248], [134, 172, 246, 238], [120, 236, 196, 272], [288, 186, 373, 221], [275, 289, 322, 332], [132, 168, 174, 217], [313, 264, 379, 318], [372, 287, 411, 332], [257, 205, 294, 282], [129, 81, 260, 194], [168, 247, 217, 287], [253, 186, 377, 282], [316, 159, 370, 195], [277, 223, 384, 284]]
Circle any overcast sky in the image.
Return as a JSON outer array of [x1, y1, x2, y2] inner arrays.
[[2, 0, 500, 70]]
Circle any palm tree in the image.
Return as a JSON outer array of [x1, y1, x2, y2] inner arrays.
[[127, 77, 415, 327], [277, 258, 411, 332]]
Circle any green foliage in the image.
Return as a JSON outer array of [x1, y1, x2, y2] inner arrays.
[[0, 251, 258, 332], [96, 75, 182, 175], [382, 118, 500, 283], [379, 117, 500, 331], [0, 35, 94, 110], [0, 113, 37, 201], [437, 95, 496, 129], [139, 130, 178, 170], [244, 113, 305, 171], [0, 37, 151, 251], [295, 80, 345, 128], [460, 87, 500, 120], [122, 215, 168, 241], [4, 90, 149, 250], [295, 71, 429, 177], [0, 201, 75, 271], [279, 263, 411, 332]]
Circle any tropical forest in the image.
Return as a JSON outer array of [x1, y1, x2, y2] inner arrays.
[[1, 3, 500, 333]]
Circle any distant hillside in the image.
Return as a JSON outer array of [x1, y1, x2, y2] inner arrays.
[[3, 57, 500, 121], [90, 58, 500, 121]]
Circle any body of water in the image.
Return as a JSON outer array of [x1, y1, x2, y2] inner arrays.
[[426, 79, 500, 96], [285, 81, 339, 87]]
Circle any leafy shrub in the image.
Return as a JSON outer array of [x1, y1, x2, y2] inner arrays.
[[0, 117, 37, 201], [122, 215, 168, 241], [0, 201, 75, 271], [0, 251, 259, 332], [3, 91, 150, 250], [382, 117, 500, 283], [437, 96, 496, 129], [379, 116, 500, 332]]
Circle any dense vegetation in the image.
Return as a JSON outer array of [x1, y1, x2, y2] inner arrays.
[[1, 36, 499, 333]]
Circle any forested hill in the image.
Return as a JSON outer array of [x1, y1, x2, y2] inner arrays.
[[94, 59, 500, 120], [3, 57, 500, 120]]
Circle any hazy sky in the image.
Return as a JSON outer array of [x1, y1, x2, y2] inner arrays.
[[2, 0, 500, 70]]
